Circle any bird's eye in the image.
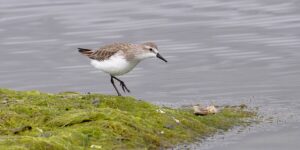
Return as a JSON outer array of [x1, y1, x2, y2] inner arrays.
[[149, 48, 153, 52]]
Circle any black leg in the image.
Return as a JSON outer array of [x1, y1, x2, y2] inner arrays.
[[111, 76, 130, 93], [110, 75, 121, 96]]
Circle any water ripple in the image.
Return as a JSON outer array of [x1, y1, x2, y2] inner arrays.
[[1, 1, 300, 149]]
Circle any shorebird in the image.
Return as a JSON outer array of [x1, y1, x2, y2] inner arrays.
[[78, 42, 167, 96]]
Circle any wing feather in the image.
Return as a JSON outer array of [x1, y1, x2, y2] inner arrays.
[[90, 43, 131, 61]]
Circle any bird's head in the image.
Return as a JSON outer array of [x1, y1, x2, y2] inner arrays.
[[137, 42, 167, 62]]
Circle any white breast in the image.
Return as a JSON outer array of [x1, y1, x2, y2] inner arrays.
[[90, 53, 139, 76]]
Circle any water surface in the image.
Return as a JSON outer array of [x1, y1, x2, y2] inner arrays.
[[1, 0, 300, 149]]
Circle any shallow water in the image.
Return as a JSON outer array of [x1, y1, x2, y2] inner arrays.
[[1, 0, 300, 149]]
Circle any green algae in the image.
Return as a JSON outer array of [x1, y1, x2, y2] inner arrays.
[[0, 88, 256, 150]]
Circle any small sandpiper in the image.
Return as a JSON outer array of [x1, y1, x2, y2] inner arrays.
[[78, 42, 167, 96]]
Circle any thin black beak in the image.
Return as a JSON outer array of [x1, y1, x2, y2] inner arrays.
[[156, 53, 168, 63]]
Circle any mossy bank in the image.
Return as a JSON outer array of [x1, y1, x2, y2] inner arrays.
[[0, 88, 256, 149]]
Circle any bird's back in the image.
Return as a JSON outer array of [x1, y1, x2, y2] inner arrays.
[[78, 43, 134, 61]]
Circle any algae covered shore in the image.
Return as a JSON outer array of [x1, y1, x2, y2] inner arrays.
[[0, 88, 256, 149]]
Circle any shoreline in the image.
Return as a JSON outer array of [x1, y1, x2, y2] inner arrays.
[[0, 88, 256, 149]]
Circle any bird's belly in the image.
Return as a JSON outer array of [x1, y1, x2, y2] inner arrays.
[[90, 56, 139, 76]]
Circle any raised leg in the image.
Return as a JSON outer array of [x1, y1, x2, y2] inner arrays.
[[110, 75, 121, 96], [111, 76, 130, 93]]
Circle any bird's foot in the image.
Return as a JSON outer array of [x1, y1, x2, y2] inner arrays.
[[120, 81, 130, 93]]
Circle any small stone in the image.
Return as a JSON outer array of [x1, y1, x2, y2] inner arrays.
[[90, 145, 102, 149], [12, 125, 32, 134], [163, 124, 175, 129], [40, 132, 52, 138], [193, 106, 208, 116], [239, 104, 247, 109], [36, 127, 43, 133], [172, 117, 180, 124], [1, 100, 8, 105], [193, 105, 218, 116], [206, 105, 218, 114], [92, 98, 100, 107], [156, 109, 165, 114]]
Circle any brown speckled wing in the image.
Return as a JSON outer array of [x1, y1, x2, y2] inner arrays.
[[89, 43, 131, 61]]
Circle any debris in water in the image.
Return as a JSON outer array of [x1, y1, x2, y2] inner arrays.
[[193, 105, 218, 116]]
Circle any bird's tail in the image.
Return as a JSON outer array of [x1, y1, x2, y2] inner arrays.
[[78, 48, 93, 57]]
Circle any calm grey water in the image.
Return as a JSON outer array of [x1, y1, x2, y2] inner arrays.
[[1, 0, 300, 149]]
